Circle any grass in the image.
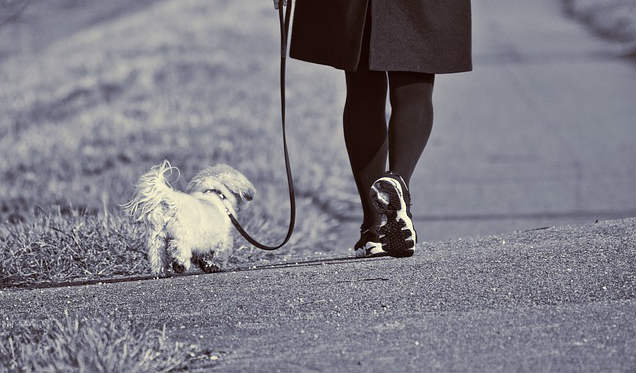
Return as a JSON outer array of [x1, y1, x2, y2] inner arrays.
[[563, 0, 636, 53], [0, 211, 146, 286], [0, 312, 208, 373], [0, 0, 359, 286]]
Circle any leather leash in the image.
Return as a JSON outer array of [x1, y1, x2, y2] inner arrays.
[[228, 0, 295, 250]]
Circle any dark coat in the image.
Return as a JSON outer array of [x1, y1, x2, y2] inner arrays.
[[289, 0, 472, 73]]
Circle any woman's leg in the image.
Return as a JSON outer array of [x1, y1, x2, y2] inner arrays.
[[387, 71, 435, 186], [343, 0, 388, 231], [364, 71, 434, 257], [343, 69, 388, 230]]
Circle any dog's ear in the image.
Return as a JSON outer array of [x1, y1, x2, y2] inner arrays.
[[218, 166, 256, 203], [189, 164, 255, 203]]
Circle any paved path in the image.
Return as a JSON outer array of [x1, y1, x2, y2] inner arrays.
[[1, 219, 634, 372], [338, 0, 636, 242]]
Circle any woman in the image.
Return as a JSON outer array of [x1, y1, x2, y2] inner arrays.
[[289, 0, 472, 257]]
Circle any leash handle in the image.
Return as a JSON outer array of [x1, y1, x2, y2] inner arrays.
[[273, 0, 287, 9], [229, 0, 295, 251]]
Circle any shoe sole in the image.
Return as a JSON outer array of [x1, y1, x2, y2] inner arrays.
[[355, 241, 387, 258], [370, 177, 416, 257]]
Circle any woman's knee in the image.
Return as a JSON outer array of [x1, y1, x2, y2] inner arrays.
[[388, 72, 434, 108], [345, 70, 388, 107]]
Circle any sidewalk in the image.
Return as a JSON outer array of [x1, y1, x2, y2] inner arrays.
[[1, 218, 634, 372]]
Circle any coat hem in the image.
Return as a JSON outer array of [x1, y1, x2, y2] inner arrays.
[[290, 54, 472, 74]]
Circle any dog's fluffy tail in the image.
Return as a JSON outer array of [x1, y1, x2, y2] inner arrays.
[[122, 160, 179, 224]]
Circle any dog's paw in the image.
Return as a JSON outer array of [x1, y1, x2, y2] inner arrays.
[[199, 259, 220, 273], [151, 266, 167, 278], [172, 261, 186, 274], [193, 252, 220, 273]]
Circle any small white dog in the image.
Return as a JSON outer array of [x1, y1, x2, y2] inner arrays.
[[122, 160, 255, 275]]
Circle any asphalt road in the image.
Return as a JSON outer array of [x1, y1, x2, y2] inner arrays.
[[1, 218, 634, 372]]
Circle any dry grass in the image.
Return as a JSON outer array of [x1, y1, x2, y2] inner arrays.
[[0, 312, 208, 373], [563, 0, 636, 51], [0, 0, 360, 286], [0, 211, 146, 285]]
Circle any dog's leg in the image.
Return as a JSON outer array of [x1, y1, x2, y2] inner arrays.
[[192, 252, 220, 273], [167, 240, 191, 274], [147, 229, 168, 275]]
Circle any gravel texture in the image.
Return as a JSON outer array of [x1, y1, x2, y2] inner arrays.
[[1, 218, 634, 372]]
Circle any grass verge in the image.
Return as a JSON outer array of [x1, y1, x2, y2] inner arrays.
[[0, 210, 146, 286], [563, 0, 636, 55], [0, 313, 208, 373], [0, 0, 357, 286]]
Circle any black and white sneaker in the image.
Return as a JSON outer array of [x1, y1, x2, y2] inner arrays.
[[369, 172, 417, 257], [353, 227, 386, 258]]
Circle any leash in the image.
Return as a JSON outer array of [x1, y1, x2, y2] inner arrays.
[[228, 0, 295, 250]]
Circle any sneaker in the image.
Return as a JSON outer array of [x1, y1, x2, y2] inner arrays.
[[353, 227, 386, 258], [369, 172, 417, 257]]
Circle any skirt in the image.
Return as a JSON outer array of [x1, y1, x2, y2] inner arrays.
[[289, 0, 472, 73]]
